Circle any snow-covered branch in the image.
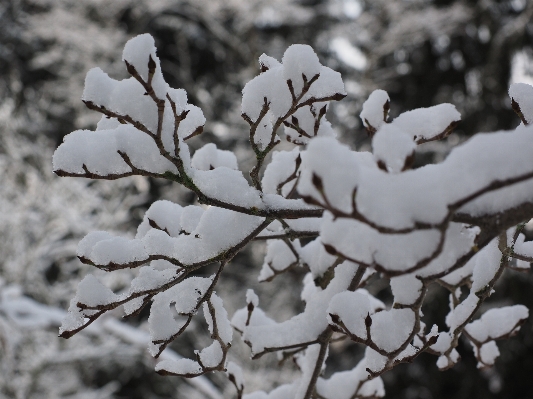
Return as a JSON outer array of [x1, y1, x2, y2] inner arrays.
[[52, 33, 533, 399]]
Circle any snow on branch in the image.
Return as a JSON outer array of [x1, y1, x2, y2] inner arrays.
[[53, 34, 533, 399]]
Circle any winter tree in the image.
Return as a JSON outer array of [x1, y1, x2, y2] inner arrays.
[[51, 33, 533, 399]]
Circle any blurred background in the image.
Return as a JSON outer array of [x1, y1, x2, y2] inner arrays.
[[1, 0, 533, 398]]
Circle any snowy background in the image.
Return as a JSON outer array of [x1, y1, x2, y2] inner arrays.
[[1, 0, 533, 398]]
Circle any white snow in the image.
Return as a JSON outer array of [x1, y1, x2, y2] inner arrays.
[[258, 53, 281, 71], [262, 148, 301, 195], [246, 289, 259, 307], [370, 308, 416, 353], [300, 125, 533, 230], [390, 274, 423, 306], [282, 44, 322, 95], [179, 205, 205, 235], [320, 212, 442, 273], [316, 358, 384, 399], [167, 88, 188, 114], [78, 233, 148, 268], [137, 200, 183, 238], [327, 290, 384, 339], [372, 124, 415, 173], [197, 340, 224, 368], [509, 83, 533, 124], [242, 262, 359, 355], [471, 239, 501, 293], [293, 345, 324, 399], [417, 223, 478, 279], [53, 125, 178, 176], [54, 33, 533, 397], [148, 276, 214, 342], [242, 45, 345, 123], [445, 293, 479, 331], [75, 207, 263, 272], [391, 104, 460, 142], [226, 361, 244, 390], [192, 168, 264, 209], [477, 341, 499, 367], [155, 358, 202, 376], [122, 34, 168, 99], [76, 274, 118, 308], [123, 295, 147, 317], [254, 119, 275, 150], [465, 305, 528, 343], [360, 90, 389, 131], [242, 66, 292, 121], [203, 293, 233, 345], [258, 239, 298, 282], [284, 104, 336, 145], [299, 238, 337, 278]]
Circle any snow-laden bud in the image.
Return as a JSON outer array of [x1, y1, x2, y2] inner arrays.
[[372, 124, 415, 173], [509, 82, 533, 125], [360, 89, 390, 135]]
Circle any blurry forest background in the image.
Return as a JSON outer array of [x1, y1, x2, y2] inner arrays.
[[1, 0, 533, 398]]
